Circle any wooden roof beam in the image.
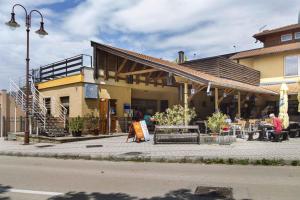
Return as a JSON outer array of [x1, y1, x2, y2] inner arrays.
[[120, 68, 159, 76], [117, 59, 128, 73]]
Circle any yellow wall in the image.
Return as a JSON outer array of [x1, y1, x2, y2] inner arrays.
[[101, 84, 131, 118], [237, 49, 300, 83], [39, 83, 84, 118], [37, 74, 84, 90], [101, 79, 179, 117]]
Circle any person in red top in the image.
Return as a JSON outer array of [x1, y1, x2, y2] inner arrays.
[[268, 113, 283, 140]]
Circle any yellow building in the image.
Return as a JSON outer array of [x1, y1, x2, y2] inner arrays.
[[231, 23, 300, 119], [30, 41, 275, 135]]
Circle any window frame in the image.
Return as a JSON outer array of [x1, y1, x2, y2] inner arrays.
[[295, 32, 300, 40], [284, 55, 300, 77], [281, 33, 293, 42]]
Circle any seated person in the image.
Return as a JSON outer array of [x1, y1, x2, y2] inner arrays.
[[268, 113, 282, 140], [144, 113, 153, 126]]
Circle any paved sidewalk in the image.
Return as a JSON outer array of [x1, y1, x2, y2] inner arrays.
[[1, 136, 300, 162]]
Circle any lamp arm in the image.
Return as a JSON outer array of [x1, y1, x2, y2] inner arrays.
[[29, 9, 44, 22], [12, 4, 29, 26]]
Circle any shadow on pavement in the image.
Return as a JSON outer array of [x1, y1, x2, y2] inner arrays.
[[0, 184, 11, 200], [48, 188, 236, 200]]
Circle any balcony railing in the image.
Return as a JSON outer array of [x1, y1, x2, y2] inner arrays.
[[32, 54, 92, 83]]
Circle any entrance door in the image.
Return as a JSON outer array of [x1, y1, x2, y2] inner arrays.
[[160, 100, 169, 112], [99, 99, 109, 134], [44, 98, 51, 116]]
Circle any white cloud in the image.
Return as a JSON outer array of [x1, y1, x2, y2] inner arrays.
[[0, 0, 300, 89]]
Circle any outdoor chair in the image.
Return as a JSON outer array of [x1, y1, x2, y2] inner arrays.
[[240, 121, 258, 140]]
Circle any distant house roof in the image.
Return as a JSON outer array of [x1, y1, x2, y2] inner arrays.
[[91, 41, 276, 94], [230, 42, 300, 59], [253, 23, 300, 39]]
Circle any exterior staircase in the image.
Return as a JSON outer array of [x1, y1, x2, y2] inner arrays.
[[9, 77, 67, 137]]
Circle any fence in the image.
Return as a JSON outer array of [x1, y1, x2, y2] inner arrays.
[[0, 116, 42, 137]]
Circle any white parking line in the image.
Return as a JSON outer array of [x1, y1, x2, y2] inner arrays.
[[7, 188, 63, 196]]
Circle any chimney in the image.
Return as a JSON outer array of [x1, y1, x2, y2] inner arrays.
[[298, 10, 300, 24], [178, 51, 184, 64]]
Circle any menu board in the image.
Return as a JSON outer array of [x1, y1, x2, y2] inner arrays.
[[140, 120, 150, 141], [130, 120, 150, 142], [132, 121, 144, 142]]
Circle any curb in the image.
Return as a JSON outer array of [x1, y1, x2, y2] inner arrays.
[[0, 151, 300, 166]]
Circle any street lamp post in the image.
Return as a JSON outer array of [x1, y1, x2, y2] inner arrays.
[[6, 4, 48, 144]]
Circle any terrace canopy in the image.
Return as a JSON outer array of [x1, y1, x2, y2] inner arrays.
[[91, 41, 276, 118]]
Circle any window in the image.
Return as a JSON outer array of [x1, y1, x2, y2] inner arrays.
[[295, 32, 300, 40], [60, 96, 69, 115], [284, 56, 299, 76], [281, 34, 293, 42]]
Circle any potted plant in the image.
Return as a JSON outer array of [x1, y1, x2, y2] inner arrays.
[[207, 112, 228, 135], [69, 116, 84, 137], [84, 113, 99, 135]]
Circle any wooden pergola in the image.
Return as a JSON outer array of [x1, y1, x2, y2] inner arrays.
[[91, 41, 277, 123]]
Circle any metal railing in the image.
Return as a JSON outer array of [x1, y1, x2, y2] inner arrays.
[[32, 54, 92, 83], [9, 77, 67, 131]]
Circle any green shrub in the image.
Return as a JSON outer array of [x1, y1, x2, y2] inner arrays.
[[207, 112, 228, 134], [153, 104, 196, 125], [69, 116, 84, 132]]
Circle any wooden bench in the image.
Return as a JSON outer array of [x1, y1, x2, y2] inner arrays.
[[154, 125, 200, 144], [273, 131, 289, 142], [289, 129, 300, 138]]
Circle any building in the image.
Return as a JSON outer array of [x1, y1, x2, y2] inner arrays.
[[7, 21, 298, 136], [230, 22, 300, 119]]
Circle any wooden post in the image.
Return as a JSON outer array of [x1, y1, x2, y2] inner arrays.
[[237, 91, 241, 118], [184, 82, 188, 125], [214, 88, 218, 112]]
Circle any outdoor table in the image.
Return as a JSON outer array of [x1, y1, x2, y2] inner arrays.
[[258, 124, 273, 140]]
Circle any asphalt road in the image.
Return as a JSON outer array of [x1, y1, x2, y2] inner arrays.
[[0, 156, 300, 200]]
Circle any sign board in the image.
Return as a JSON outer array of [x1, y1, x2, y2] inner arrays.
[[84, 83, 98, 99], [140, 120, 150, 141], [126, 121, 150, 143], [132, 121, 144, 142]]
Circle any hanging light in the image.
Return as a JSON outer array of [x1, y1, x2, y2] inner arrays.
[[190, 88, 195, 95], [5, 12, 20, 30], [35, 22, 48, 38]]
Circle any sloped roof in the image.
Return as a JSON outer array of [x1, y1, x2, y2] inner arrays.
[[91, 41, 276, 94], [254, 24, 300, 38], [230, 42, 300, 59]]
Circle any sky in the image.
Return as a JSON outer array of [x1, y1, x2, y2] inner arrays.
[[0, 0, 299, 89]]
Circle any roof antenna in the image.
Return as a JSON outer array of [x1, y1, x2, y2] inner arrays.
[[233, 45, 237, 52], [298, 10, 300, 24], [259, 25, 267, 32]]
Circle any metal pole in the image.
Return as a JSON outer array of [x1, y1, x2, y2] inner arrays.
[[24, 26, 30, 144], [184, 82, 188, 126], [0, 105, 2, 138], [14, 106, 17, 132]]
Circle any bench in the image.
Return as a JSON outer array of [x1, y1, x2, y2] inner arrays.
[[154, 125, 200, 144], [289, 129, 300, 138], [273, 131, 289, 142]]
